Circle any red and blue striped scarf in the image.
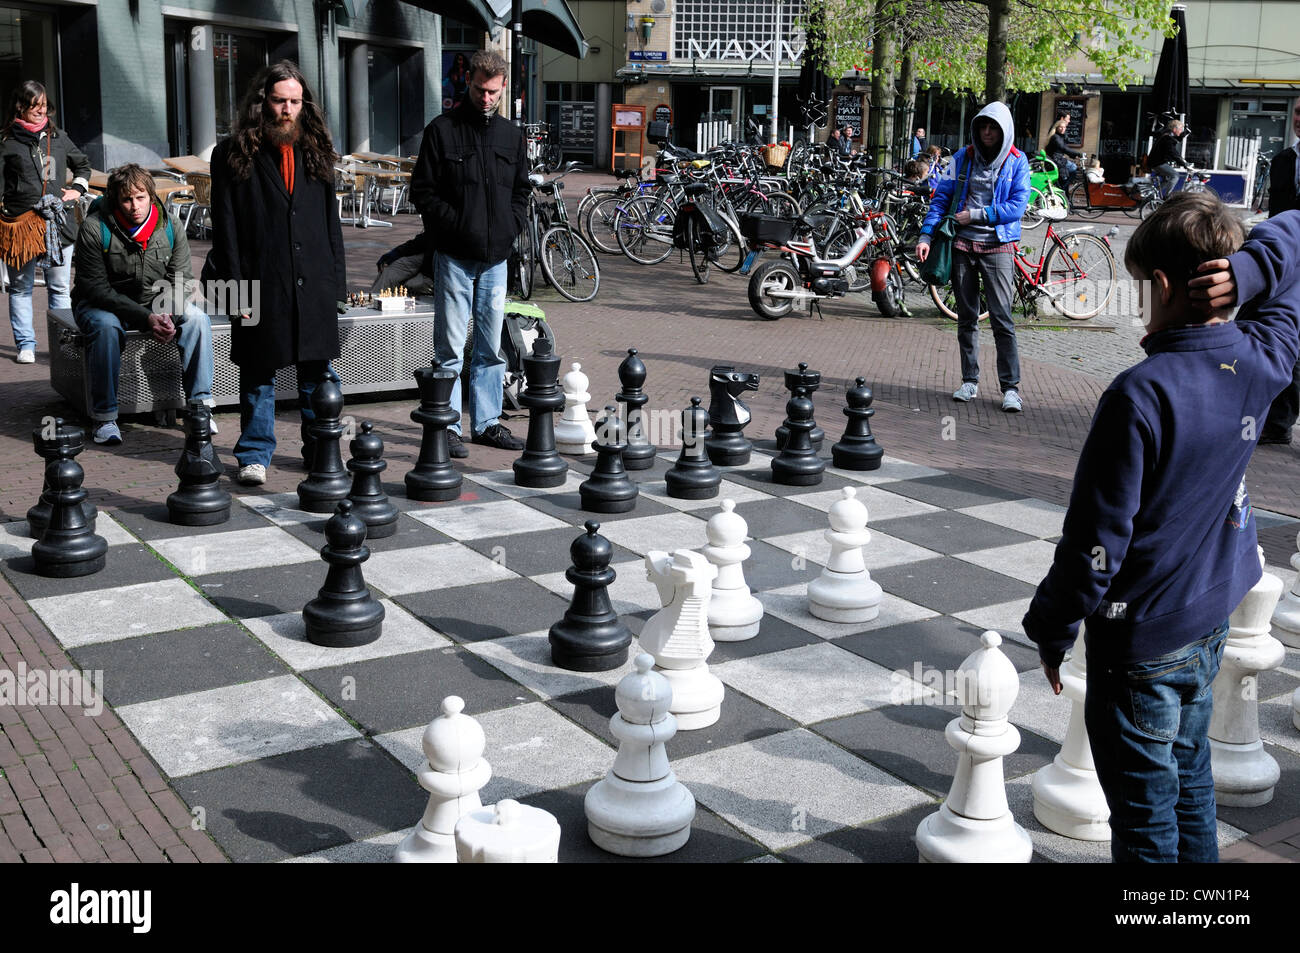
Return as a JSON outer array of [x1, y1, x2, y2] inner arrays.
[[112, 203, 160, 250]]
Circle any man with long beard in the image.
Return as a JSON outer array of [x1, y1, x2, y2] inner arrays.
[[203, 60, 346, 485]]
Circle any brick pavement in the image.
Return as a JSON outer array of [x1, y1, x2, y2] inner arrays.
[[0, 173, 1294, 862]]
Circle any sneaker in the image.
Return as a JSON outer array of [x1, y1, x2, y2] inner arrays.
[[446, 430, 469, 459], [91, 421, 122, 445], [952, 382, 979, 402], [472, 423, 525, 451], [237, 463, 267, 485], [1002, 388, 1023, 413], [15, 349, 34, 364]]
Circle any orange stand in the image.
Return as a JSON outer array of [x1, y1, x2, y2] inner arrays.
[[612, 104, 646, 173]]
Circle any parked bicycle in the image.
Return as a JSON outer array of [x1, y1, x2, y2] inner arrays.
[[928, 223, 1118, 321], [509, 161, 600, 302]]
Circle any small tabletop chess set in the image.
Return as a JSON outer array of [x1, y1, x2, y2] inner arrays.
[[346, 288, 416, 312]]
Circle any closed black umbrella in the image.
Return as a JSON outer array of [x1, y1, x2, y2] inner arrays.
[[796, 16, 833, 129], [1149, 4, 1189, 133]]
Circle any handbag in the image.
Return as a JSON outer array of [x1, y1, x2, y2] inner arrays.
[[918, 154, 970, 286], [0, 209, 46, 271]]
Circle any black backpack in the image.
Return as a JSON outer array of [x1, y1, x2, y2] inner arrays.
[[500, 301, 554, 410]]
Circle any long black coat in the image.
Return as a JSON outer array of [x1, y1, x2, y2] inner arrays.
[[202, 139, 346, 371]]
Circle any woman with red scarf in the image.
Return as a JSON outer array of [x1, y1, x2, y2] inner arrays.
[[0, 81, 90, 364]]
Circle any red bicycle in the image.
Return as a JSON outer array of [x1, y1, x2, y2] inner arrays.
[[928, 223, 1118, 321]]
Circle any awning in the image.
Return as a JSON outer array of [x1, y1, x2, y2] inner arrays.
[[519, 0, 588, 58], [405, 0, 497, 32]]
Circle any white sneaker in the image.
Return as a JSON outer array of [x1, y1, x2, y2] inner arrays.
[[238, 463, 267, 485], [15, 349, 34, 364], [952, 382, 978, 402], [1002, 389, 1023, 413]]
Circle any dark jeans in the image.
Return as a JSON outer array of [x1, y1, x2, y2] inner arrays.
[[234, 360, 331, 468], [953, 248, 1020, 392], [1085, 622, 1228, 863]]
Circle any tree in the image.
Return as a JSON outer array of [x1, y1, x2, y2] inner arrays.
[[803, 0, 1179, 101]]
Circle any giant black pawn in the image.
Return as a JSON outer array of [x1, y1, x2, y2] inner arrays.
[[28, 419, 96, 538], [32, 456, 107, 578], [303, 500, 385, 648], [832, 377, 885, 471], [775, 362, 825, 451], [347, 422, 398, 538], [549, 521, 633, 672], [705, 364, 760, 467], [167, 406, 231, 526], [513, 336, 569, 488], [771, 387, 826, 486], [297, 372, 352, 513], [579, 406, 638, 513], [616, 347, 656, 471], [665, 397, 721, 500], [405, 359, 463, 502]]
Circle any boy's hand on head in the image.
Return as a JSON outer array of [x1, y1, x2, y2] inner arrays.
[[1188, 258, 1236, 319], [1042, 662, 1062, 695]]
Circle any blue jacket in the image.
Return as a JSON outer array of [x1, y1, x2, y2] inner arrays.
[[1023, 212, 1300, 667], [921, 143, 1030, 245]]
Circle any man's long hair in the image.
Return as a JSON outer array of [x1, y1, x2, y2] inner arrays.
[[105, 163, 161, 212], [226, 60, 337, 182]]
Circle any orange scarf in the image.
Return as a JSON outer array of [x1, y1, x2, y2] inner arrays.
[[279, 144, 294, 194]]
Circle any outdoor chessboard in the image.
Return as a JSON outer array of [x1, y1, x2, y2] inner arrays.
[[3, 447, 1298, 863]]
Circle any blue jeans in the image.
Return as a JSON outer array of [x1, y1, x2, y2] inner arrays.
[[234, 359, 331, 468], [9, 247, 73, 353], [72, 302, 215, 422], [1085, 622, 1228, 863], [1154, 163, 1183, 198], [433, 253, 506, 436], [953, 249, 1020, 392]]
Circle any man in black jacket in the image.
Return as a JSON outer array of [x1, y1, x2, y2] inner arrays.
[[1147, 118, 1191, 195], [203, 61, 346, 484], [411, 49, 529, 456], [1259, 95, 1300, 444]]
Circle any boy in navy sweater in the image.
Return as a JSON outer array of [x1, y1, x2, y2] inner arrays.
[[1022, 193, 1300, 862]]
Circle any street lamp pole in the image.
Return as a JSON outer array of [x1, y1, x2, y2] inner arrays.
[[769, 0, 781, 144]]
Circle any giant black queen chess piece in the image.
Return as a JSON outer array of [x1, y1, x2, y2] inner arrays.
[[705, 365, 760, 467]]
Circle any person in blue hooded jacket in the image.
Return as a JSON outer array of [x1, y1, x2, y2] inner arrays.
[[916, 102, 1030, 412]]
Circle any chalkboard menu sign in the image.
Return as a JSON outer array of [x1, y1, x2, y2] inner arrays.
[[1053, 97, 1086, 148], [560, 102, 596, 150], [654, 104, 672, 124], [834, 94, 864, 139]]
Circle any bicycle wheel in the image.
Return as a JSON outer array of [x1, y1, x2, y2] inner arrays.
[[929, 282, 989, 321], [872, 261, 906, 317], [711, 207, 748, 273], [539, 226, 600, 302], [1022, 187, 1047, 229], [1067, 181, 1104, 219], [616, 195, 674, 265], [685, 215, 710, 284], [764, 191, 802, 218], [581, 192, 628, 255], [1139, 195, 1164, 220], [1042, 232, 1116, 319]]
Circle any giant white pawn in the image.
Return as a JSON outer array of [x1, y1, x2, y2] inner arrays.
[[585, 653, 696, 856], [640, 549, 723, 729], [1269, 530, 1300, 649], [808, 487, 882, 623], [454, 799, 561, 863], [1031, 630, 1110, 841], [1292, 685, 1299, 732], [394, 696, 492, 863], [1211, 549, 1285, 807], [701, 499, 763, 641], [555, 362, 598, 456], [916, 631, 1032, 863]]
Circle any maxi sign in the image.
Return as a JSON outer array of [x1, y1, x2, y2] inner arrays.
[[684, 38, 805, 62]]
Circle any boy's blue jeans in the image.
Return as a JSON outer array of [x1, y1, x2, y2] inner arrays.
[[1085, 621, 1228, 863]]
